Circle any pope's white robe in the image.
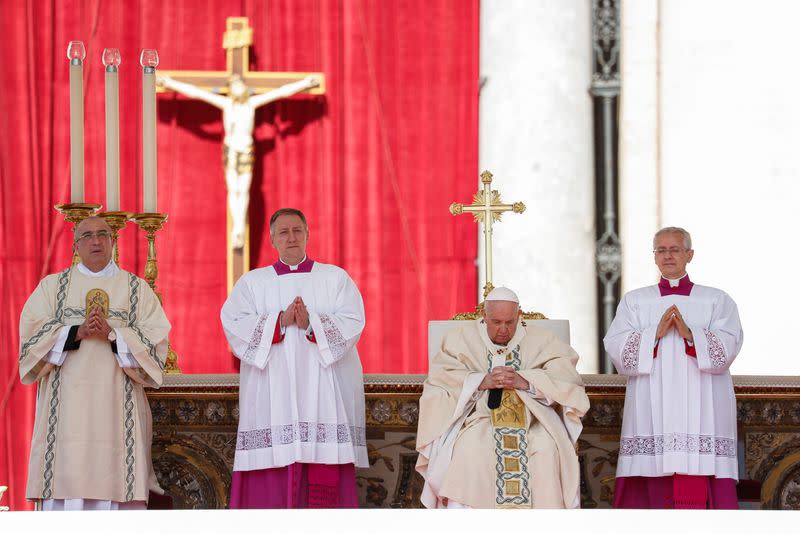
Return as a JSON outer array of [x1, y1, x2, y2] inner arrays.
[[221, 261, 368, 471], [415, 320, 589, 509], [603, 281, 743, 480], [19, 263, 169, 504]]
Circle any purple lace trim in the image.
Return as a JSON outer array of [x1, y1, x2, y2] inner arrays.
[[242, 315, 268, 363], [237, 422, 367, 450], [619, 434, 736, 458], [622, 331, 642, 371], [320, 314, 348, 362], [704, 330, 727, 368]]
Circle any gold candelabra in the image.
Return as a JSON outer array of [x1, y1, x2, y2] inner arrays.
[[55, 202, 103, 265], [98, 211, 133, 265], [131, 213, 167, 293], [131, 212, 180, 373]]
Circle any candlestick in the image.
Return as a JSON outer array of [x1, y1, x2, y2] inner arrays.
[[140, 49, 159, 212], [67, 41, 86, 203], [131, 211, 180, 373], [103, 48, 121, 211]]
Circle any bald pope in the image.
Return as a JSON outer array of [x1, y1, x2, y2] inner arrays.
[[416, 287, 589, 508]]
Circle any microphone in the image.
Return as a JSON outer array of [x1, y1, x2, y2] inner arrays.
[[488, 388, 502, 409], [488, 354, 506, 409]]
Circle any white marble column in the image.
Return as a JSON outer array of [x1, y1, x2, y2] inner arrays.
[[479, 0, 597, 372], [619, 0, 661, 293]]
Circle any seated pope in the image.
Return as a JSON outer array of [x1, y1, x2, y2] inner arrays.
[[415, 287, 589, 508]]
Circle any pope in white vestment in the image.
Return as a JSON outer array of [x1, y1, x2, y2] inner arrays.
[[416, 287, 589, 509], [604, 227, 743, 509], [221, 208, 367, 508], [19, 217, 170, 510]]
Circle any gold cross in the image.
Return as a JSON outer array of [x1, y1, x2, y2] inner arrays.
[[450, 171, 525, 298], [156, 17, 325, 290], [157, 17, 325, 96]]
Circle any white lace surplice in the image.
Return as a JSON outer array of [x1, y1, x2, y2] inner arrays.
[[603, 283, 743, 479], [220, 262, 368, 471]]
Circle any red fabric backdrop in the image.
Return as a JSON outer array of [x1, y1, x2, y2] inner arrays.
[[0, 0, 478, 510]]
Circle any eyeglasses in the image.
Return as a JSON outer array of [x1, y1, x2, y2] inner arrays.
[[653, 247, 687, 256], [76, 230, 112, 242]]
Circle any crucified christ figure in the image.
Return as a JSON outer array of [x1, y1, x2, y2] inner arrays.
[[157, 74, 320, 249]]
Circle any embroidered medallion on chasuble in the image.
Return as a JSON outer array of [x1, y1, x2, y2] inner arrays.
[[85, 288, 110, 317], [488, 346, 532, 508]]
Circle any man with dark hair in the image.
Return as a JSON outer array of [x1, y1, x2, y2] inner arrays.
[[604, 226, 743, 509], [221, 208, 367, 508], [19, 216, 170, 510]]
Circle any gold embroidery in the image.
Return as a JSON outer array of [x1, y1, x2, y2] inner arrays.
[[85, 289, 110, 318], [504, 457, 520, 472], [491, 390, 527, 429], [505, 480, 521, 496], [502, 435, 519, 449]]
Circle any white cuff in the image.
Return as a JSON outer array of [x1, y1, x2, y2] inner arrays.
[[113, 329, 139, 368], [44, 326, 71, 366], [114, 351, 139, 368], [526, 382, 554, 406]]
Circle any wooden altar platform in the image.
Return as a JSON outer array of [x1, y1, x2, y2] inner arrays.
[[147, 374, 800, 509]]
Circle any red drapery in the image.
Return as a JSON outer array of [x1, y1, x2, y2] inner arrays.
[[0, 0, 478, 510]]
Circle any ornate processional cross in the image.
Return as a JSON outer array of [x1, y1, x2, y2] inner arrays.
[[450, 170, 526, 299], [157, 17, 326, 290]]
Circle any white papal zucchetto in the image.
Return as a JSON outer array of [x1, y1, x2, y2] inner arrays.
[[484, 286, 519, 303]]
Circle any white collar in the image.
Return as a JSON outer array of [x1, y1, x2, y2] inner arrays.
[[477, 318, 526, 356], [663, 273, 687, 288], [77, 260, 119, 278], [280, 255, 307, 271]]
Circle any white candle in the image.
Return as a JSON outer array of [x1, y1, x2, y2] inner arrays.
[[140, 49, 159, 212], [67, 41, 86, 203], [103, 48, 121, 211]]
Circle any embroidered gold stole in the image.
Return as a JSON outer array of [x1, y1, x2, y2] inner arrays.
[[488, 347, 532, 508]]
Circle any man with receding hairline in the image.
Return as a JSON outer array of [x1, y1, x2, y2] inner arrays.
[[605, 226, 744, 509], [416, 287, 588, 508], [19, 216, 170, 510], [221, 207, 367, 508]]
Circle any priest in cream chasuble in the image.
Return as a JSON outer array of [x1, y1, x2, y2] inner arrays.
[[19, 217, 170, 510], [604, 227, 743, 509], [221, 208, 367, 508], [416, 287, 589, 509]]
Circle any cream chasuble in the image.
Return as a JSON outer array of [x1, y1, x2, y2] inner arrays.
[[221, 261, 368, 471], [416, 320, 589, 509], [19, 264, 170, 503]]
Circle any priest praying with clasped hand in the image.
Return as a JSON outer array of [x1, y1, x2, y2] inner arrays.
[[220, 208, 367, 508], [604, 226, 744, 509], [19, 216, 171, 510], [416, 287, 589, 508]]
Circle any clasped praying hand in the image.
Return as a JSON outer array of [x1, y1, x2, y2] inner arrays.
[[281, 297, 310, 330], [478, 366, 529, 391], [656, 304, 693, 342], [76, 306, 112, 341]]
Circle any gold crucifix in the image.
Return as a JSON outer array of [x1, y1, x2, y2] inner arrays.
[[450, 170, 526, 298], [157, 17, 326, 291]]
